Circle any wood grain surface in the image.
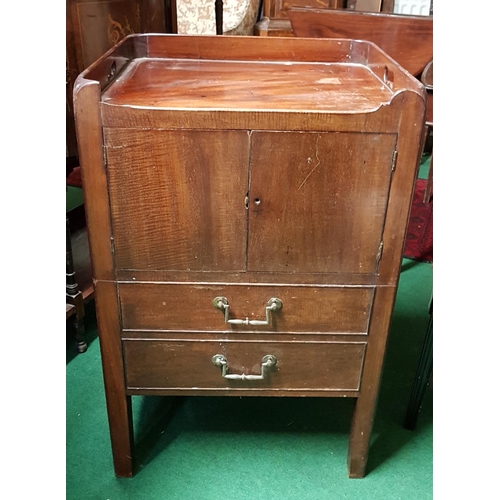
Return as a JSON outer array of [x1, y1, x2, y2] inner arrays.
[[289, 8, 433, 76], [248, 131, 397, 274], [123, 338, 366, 391], [106, 128, 249, 271], [102, 57, 394, 112], [118, 282, 374, 334]]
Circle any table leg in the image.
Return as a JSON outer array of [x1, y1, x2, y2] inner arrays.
[[94, 281, 134, 477], [66, 216, 87, 353], [347, 391, 378, 478], [165, 0, 178, 33]]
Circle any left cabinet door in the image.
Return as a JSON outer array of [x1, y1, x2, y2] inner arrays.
[[105, 129, 250, 272]]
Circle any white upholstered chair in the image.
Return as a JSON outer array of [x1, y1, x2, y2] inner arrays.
[[176, 0, 261, 35]]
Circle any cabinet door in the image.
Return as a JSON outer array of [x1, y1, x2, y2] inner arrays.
[[105, 129, 249, 271], [247, 131, 397, 274]]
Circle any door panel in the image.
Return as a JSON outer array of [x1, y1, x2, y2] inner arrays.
[[105, 129, 249, 271], [247, 131, 397, 274]]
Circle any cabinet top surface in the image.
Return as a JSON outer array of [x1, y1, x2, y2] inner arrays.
[[101, 58, 394, 113]]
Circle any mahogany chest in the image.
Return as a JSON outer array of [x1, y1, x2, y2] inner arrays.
[[73, 34, 426, 478]]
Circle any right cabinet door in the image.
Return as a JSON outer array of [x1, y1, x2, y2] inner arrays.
[[247, 131, 397, 274]]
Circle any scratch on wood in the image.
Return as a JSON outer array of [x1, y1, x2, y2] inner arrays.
[[298, 135, 321, 190]]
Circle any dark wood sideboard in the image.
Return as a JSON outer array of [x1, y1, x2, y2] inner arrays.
[[73, 34, 426, 479]]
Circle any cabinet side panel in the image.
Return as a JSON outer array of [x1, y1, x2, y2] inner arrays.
[[248, 131, 397, 274], [105, 128, 249, 271], [378, 91, 426, 283]]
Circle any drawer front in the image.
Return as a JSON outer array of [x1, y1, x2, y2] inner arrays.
[[123, 339, 366, 392], [118, 283, 373, 334]]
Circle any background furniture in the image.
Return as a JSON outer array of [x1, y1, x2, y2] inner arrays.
[[175, 0, 261, 35], [74, 33, 426, 479], [255, 0, 396, 36], [66, 188, 94, 351], [421, 59, 433, 202], [66, 216, 87, 353], [66, 1, 176, 343], [288, 7, 433, 77], [404, 297, 433, 430], [66, 0, 169, 160]]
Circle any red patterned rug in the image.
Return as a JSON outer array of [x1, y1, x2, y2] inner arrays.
[[403, 178, 433, 263], [67, 166, 82, 188]]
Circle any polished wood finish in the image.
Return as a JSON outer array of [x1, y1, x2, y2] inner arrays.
[[123, 338, 366, 391], [102, 58, 395, 111], [247, 132, 396, 274], [349, 0, 382, 10], [94, 281, 134, 477], [347, 0, 397, 11], [66, 0, 167, 158], [265, 0, 344, 19], [106, 129, 249, 272], [119, 283, 374, 334], [256, 0, 344, 36], [74, 34, 426, 479], [289, 8, 433, 76]]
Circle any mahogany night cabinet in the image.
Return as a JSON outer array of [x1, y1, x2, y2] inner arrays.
[[73, 34, 426, 479]]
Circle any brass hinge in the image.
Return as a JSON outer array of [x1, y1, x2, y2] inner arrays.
[[376, 241, 384, 264], [103, 145, 108, 169], [110, 236, 115, 255], [391, 150, 398, 171]]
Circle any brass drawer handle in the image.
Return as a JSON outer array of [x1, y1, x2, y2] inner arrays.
[[212, 297, 282, 325], [212, 354, 277, 381]]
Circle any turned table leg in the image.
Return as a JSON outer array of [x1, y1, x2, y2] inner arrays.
[[66, 216, 87, 353]]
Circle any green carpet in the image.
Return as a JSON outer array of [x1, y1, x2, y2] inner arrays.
[[66, 186, 84, 213], [66, 258, 432, 499]]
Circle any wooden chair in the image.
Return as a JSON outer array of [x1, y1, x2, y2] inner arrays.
[[404, 297, 433, 430], [174, 0, 260, 35], [288, 8, 433, 77], [421, 59, 433, 203]]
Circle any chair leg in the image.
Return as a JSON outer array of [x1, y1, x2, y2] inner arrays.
[[215, 0, 223, 34], [404, 299, 433, 430], [423, 152, 433, 203]]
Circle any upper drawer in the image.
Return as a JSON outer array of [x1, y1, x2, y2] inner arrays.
[[118, 283, 374, 334]]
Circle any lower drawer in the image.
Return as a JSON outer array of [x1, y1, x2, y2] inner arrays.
[[123, 338, 366, 392]]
